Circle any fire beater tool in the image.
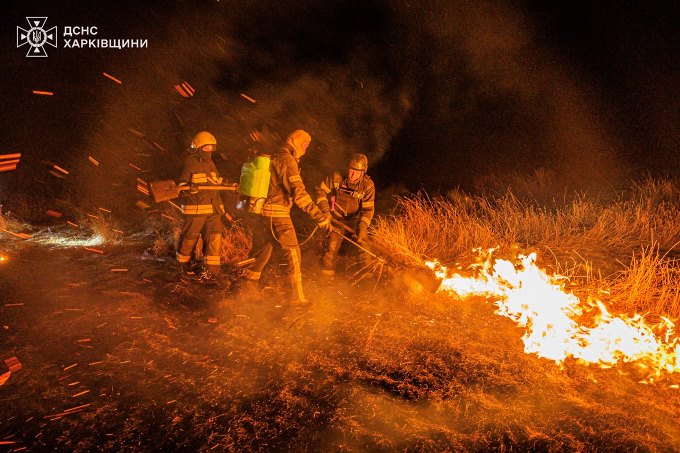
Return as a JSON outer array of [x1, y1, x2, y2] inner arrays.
[[149, 180, 238, 203], [330, 218, 440, 292]]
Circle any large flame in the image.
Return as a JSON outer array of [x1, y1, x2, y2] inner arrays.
[[427, 250, 680, 381]]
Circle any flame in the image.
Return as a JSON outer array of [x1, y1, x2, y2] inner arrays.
[[427, 251, 680, 381]]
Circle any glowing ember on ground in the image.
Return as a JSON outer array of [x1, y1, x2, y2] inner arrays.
[[427, 250, 680, 381]]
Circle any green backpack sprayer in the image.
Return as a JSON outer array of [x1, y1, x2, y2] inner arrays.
[[238, 154, 271, 214]]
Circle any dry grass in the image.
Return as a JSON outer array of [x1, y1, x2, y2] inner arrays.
[[372, 177, 680, 317], [473, 168, 573, 206], [606, 245, 680, 317], [0, 207, 33, 237], [82, 212, 125, 244], [220, 221, 252, 265], [145, 212, 251, 266]]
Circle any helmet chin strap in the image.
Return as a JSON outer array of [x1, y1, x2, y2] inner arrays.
[[348, 168, 364, 183]]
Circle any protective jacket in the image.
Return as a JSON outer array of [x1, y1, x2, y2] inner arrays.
[[178, 150, 224, 215], [316, 172, 375, 227], [244, 139, 325, 302], [261, 146, 325, 222]]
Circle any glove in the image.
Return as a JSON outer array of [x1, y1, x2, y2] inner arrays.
[[317, 212, 332, 232], [355, 221, 368, 244]]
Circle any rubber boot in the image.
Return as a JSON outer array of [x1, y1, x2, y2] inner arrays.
[[290, 280, 308, 305], [179, 262, 200, 281]]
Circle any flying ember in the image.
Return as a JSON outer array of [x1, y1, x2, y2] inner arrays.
[[427, 250, 680, 382]]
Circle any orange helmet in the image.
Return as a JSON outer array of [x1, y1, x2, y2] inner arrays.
[[349, 153, 368, 171], [191, 131, 217, 151]]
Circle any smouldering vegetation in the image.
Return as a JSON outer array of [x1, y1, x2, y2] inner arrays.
[[372, 177, 680, 317]]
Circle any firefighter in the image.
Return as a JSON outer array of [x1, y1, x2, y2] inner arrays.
[[316, 153, 375, 277], [176, 131, 228, 283], [242, 129, 332, 303]]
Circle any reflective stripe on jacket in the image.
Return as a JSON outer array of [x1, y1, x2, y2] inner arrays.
[[261, 146, 324, 222], [316, 172, 375, 225], [178, 151, 225, 215], [180, 204, 225, 215]]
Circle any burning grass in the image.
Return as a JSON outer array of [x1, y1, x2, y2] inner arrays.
[[372, 177, 680, 316]]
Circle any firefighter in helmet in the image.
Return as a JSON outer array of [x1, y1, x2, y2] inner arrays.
[[316, 153, 375, 277], [242, 129, 332, 303], [176, 131, 227, 282]]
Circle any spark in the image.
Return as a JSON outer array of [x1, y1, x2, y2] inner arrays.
[[174, 84, 189, 97], [102, 72, 122, 84], [52, 164, 69, 175], [0, 153, 21, 172], [240, 93, 256, 103]]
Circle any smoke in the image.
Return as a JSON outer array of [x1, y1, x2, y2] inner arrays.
[[3, 0, 676, 218], [69, 0, 415, 219], [374, 0, 632, 193], [445, 0, 625, 188]]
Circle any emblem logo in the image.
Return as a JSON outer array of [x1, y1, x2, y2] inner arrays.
[[17, 17, 57, 57]]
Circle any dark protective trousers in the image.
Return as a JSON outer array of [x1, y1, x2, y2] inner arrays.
[[244, 216, 305, 299], [176, 213, 223, 275], [321, 228, 371, 275]]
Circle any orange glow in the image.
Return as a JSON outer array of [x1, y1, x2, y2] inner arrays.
[[32, 90, 54, 96], [428, 250, 680, 382]]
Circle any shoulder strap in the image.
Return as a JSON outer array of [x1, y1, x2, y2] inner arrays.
[[332, 172, 342, 191]]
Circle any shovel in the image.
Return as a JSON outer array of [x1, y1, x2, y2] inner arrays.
[[149, 180, 238, 203]]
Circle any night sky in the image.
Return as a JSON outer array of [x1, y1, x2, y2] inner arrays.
[[1, 0, 678, 210]]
